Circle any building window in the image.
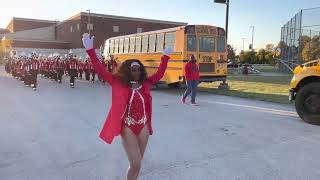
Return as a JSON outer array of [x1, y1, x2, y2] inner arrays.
[[113, 26, 119, 33], [70, 25, 73, 32], [156, 33, 164, 52], [137, 28, 143, 33], [77, 24, 80, 31], [87, 24, 93, 31]]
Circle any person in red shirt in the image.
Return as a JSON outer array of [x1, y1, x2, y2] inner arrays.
[[181, 54, 200, 105], [30, 57, 40, 90], [68, 57, 78, 88], [56, 58, 65, 83], [78, 61, 85, 80], [44, 60, 50, 78], [107, 55, 118, 73], [84, 59, 90, 81], [22, 59, 31, 87], [82, 33, 171, 180], [88, 61, 96, 83]]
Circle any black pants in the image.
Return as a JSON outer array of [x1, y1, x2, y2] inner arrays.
[[44, 71, 49, 78], [53, 71, 58, 82], [68, 69, 77, 84], [91, 72, 95, 82], [24, 73, 31, 86], [30, 70, 38, 88], [79, 70, 83, 79], [5, 63, 9, 73], [50, 71, 56, 80], [85, 70, 90, 81], [57, 69, 64, 83]]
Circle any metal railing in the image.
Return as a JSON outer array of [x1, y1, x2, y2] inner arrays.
[[274, 58, 300, 73]]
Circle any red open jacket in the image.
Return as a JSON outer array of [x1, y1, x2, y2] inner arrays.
[[86, 49, 169, 144]]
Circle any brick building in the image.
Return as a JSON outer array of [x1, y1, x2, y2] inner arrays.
[[0, 12, 187, 58]]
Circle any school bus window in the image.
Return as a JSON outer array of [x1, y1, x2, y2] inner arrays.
[[156, 33, 164, 52], [142, 35, 148, 53], [164, 32, 175, 51], [119, 39, 124, 53], [187, 35, 196, 51], [104, 42, 109, 54], [135, 36, 142, 53], [110, 40, 114, 54], [149, 34, 156, 53], [114, 39, 119, 54], [199, 36, 215, 52], [129, 37, 135, 53], [217, 36, 226, 52], [124, 38, 129, 53]]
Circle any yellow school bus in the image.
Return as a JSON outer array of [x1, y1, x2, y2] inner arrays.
[[103, 25, 227, 88]]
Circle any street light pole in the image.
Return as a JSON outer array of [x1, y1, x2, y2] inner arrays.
[[242, 38, 245, 51], [87, 9, 91, 35], [250, 26, 254, 50], [225, 0, 229, 43], [214, 0, 230, 43]]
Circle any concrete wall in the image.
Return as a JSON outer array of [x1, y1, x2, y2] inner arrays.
[[0, 26, 56, 41]]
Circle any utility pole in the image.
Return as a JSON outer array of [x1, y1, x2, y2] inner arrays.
[[250, 26, 254, 50], [87, 9, 91, 34]]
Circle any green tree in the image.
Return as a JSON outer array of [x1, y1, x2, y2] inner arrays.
[[257, 49, 267, 64], [0, 37, 13, 62], [239, 50, 257, 64], [227, 44, 236, 60], [265, 44, 274, 52]]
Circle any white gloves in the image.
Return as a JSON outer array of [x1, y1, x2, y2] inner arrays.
[[82, 33, 94, 50], [163, 47, 173, 56]]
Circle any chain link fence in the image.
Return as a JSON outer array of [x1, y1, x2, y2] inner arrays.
[[280, 7, 320, 73]]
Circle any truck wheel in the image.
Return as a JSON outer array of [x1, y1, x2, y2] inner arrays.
[[295, 82, 320, 125]]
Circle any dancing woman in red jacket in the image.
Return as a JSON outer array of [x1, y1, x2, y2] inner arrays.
[[82, 33, 171, 180]]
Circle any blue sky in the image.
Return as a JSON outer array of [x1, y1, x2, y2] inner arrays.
[[1, 0, 320, 52]]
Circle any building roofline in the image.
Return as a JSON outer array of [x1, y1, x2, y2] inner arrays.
[[10, 38, 69, 44], [12, 17, 59, 24], [56, 13, 82, 26], [6, 17, 59, 30], [11, 12, 187, 27], [57, 12, 187, 26], [80, 12, 187, 25]]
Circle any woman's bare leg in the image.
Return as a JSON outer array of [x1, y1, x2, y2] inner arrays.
[[137, 125, 150, 158], [121, 127, 142, 180]]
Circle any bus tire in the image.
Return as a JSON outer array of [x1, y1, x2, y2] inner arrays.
[[295, 82, 320, 125], [168, 82, 180, 89]]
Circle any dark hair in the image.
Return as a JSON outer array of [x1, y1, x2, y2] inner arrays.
[[114, 59, 147, 85], [190, 54, 196, 61]]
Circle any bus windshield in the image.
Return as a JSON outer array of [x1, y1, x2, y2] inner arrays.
[[199, 36, 215, 52], [187, 35, 196, 51]]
